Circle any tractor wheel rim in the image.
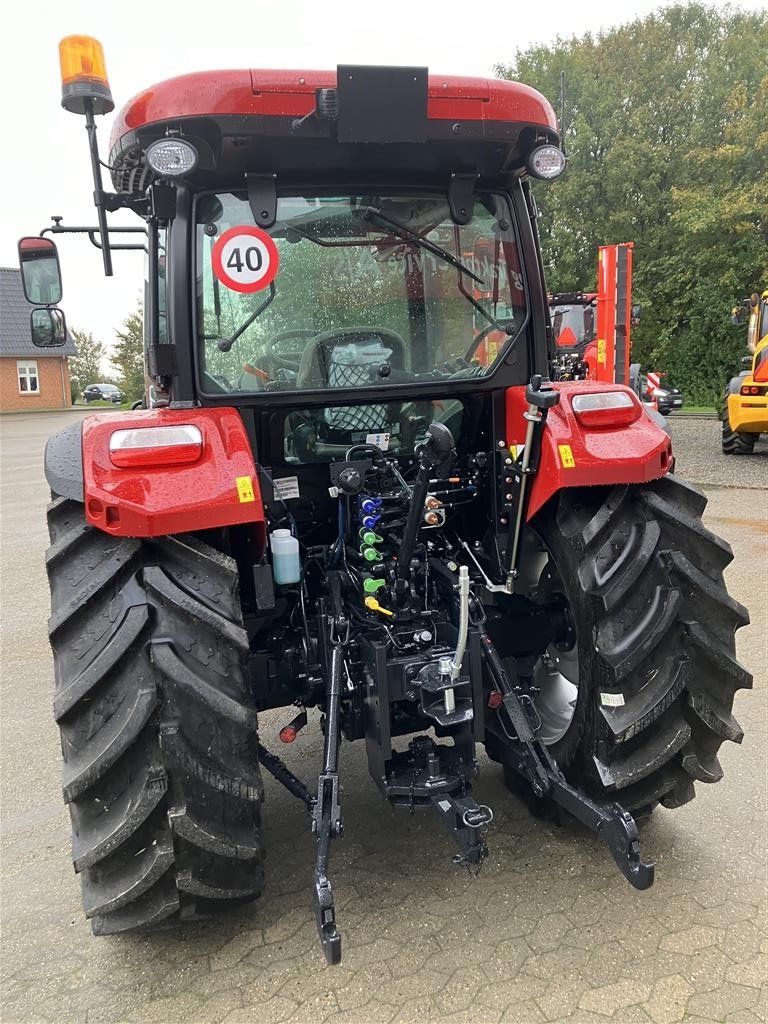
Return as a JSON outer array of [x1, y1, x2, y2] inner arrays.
[[516, 532, 579, 747], [533, 638, 579, 745]]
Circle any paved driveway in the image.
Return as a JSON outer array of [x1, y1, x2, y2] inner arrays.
[[1, 411, 766, 1024]]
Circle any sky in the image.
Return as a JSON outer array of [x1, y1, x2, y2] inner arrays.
[[2, 0, 765, 373]]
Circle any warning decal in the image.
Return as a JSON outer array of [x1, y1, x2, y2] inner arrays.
[[211, 225, 280, 294], [558, 444, 576, 468], [236, 476, 256, 503]]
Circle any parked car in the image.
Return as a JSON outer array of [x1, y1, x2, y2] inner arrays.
[[641, 375, 684, 415], [82, 383, 125, 404]]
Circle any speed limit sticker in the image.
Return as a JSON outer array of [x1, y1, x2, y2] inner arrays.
[[211, 225, 279, 293]]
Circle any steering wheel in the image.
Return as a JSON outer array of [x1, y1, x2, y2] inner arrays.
[[464, 318, 517, 364], [265, 329, 318, 370]]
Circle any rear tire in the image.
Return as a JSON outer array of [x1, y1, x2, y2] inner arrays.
[[722, 406, 755, 454], [46, 497, 265, 935], [497, 476, 750, 812]]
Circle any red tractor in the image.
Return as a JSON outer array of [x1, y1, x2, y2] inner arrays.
[[18, 37, 749, 963]]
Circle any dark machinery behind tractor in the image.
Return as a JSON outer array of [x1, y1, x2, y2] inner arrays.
[[18, 37, 750, 964]]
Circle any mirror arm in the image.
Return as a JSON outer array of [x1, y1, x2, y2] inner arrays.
[[41, 222, 148, 255]]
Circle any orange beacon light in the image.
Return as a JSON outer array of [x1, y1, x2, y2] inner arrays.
[[59, 35, 114, 115]]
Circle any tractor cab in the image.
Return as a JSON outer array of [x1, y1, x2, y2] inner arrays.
[[107, 64, 564, 424]]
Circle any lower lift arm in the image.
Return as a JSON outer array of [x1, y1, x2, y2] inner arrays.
[[480, 628, 654, 891]]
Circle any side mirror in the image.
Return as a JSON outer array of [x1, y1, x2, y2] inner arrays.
[[30, 307, 67, 348], [18, 237, 63, 305], [631, 304, 642, 325]]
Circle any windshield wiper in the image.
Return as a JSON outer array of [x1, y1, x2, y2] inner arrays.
[[217, 283, 276, 352], [356, 206, 483, 285], [358, 206, 517, 339]]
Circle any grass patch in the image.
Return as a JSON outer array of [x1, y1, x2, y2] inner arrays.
[[73, 400, 131, 410], [675, 405, 717, 415]]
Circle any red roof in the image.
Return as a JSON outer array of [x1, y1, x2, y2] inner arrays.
[[110, 70, 557, 149]]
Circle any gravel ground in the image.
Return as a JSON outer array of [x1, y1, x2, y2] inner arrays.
[[667, 416, 768, 490], [1, 410, 766, 1024]]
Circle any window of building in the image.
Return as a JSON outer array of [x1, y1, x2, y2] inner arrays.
[[17, 361, 39, 394]]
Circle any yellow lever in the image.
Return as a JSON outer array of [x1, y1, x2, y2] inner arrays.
[[364, 596, 394, 618]]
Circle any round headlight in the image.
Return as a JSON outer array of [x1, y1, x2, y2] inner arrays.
[[527, 144, 567, 180], [146, 138, 198, 177]]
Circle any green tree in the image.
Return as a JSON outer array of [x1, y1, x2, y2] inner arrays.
[[497, 4, 768, 404], [68, 329, 106, 403], [112, 306, 145, 402]]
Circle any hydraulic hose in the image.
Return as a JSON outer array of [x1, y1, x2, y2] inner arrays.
[[450, 566, 470, 681]]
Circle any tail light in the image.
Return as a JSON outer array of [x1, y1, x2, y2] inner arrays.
[[109, 424, 203, 467], [571, 391, 641, 428], [740, 384, 766, 396]]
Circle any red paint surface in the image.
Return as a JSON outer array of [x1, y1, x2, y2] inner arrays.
[[110, 71, 557, 150], [596, 243, 633, 385], [506, 382, 672, 520], [83, 408, 265, 538]]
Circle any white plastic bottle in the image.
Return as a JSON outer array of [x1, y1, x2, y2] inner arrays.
[[270, 529, 300, 585]]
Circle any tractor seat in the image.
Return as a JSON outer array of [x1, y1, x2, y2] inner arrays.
[[296, 327, 407, 433]]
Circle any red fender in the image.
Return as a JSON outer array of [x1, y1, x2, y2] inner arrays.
[[82, 407, 266, 539], [506, 382, 673, 520]]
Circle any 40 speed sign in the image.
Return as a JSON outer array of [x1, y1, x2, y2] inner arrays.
[[211, 225, 280, 293]]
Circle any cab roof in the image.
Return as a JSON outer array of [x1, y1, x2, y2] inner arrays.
[[108, 67, 559, 193], [111, 70, 557, 145]]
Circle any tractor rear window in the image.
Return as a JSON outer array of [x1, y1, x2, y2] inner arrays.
[[195, 192, 527, 397], [283, 399, 464, 464]]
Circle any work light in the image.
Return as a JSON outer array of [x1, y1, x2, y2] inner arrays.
[[527, 144, 567, 180], [146, 139, 199, 178]]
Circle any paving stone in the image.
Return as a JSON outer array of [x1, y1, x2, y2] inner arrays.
[[534, 974, 590, 1021], [696, 902, 759, 928], [221, 997, 299, 1024], [431, 966, 488, 1014], [388, 996, 438, 1024], [722, 921, 766, 962], [282, 991, 339, 1023], [642, 974, 693, 1024], [473, 973, 548, 1012], [578, 978, 651, 1016], [527, 913, 573, 954], [722, 1011, 765, 1024], [125, 992, 213, 1023], [333, 964, 406, 1012], [522, 945, 592, 982], [658, 925, 724, 955], [327, 999, 398, 1024], [609, 1006, 653, 1023], [682, 947, 733, 994], [481, 939, 534, 982], [725, 954, 768, 988], [499, 999, 548, 1023], [209, 928, 265, 970], [685, 981, 760, 1020]]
